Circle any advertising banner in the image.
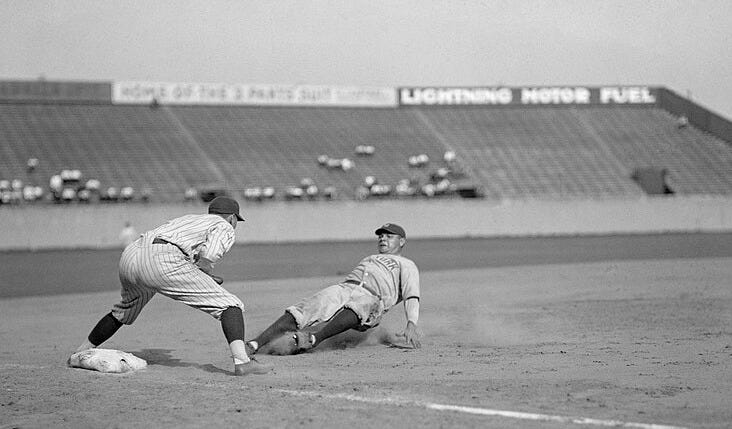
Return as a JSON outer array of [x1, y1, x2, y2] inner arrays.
[[0, 81, 111, 103], [400, 86, 658, 106], [112, 81, 397, 107]]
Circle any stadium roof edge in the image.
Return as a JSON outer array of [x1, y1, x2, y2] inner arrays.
[[0, 80, 728, 142]]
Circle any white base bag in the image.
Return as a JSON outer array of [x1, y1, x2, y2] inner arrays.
[[68, 348, 147, 373]]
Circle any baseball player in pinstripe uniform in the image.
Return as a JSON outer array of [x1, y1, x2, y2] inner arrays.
[[72, 196, 272, 376], [246, 223, 422, 355]]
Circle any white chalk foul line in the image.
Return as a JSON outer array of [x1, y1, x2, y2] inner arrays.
[[275, 389, 686, 429]]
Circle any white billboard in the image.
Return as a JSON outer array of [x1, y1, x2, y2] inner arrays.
[[112, 81, 397, 107]]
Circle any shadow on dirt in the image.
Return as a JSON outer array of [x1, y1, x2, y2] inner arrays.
[[131, 348, 230, 375]]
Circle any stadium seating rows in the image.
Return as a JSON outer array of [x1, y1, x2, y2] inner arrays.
[[0, 102, 730, 203]]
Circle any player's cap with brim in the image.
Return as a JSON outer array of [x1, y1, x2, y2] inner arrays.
[[375, 223, 406, 238], [208, 196, 245, 221]]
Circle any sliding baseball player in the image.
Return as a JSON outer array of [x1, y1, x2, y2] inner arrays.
[[246, 223, 422, 355]]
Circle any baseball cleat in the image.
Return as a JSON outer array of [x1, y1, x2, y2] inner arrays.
[[293, 331, 315, 352], [234, 358, 273, 376], [245, 341, 258, 356]]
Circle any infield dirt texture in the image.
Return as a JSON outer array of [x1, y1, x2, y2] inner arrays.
[[1, 234, 731, 428]]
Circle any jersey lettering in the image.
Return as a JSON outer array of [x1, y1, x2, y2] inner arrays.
[[373, 254, 399, 272]]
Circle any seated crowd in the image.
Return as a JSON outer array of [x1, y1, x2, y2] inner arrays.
[[0, 162, 152, 206], [1, 149, 481, 207]]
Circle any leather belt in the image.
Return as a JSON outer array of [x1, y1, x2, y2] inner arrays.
[[152, 237, 188, 257]]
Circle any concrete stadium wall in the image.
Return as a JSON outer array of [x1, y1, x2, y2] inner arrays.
[[1, 196, 731, 250]]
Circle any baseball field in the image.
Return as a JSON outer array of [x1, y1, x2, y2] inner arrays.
[[1, 233, 731, 428]]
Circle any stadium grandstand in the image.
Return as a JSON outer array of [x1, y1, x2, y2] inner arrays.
[[0, 80, 730, 205]]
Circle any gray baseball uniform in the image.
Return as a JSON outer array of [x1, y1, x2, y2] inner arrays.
[[286, 253, 420, 329]]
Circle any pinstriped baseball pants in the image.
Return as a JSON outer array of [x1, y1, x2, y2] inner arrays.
[[111, 236, 244, 324]]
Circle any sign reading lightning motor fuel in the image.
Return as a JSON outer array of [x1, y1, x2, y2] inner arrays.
[[399, 86, 657, 106]]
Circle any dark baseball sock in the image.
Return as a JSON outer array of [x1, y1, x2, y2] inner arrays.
[[87, 312, 124, 346], [253, 312, 298, 347], [312, 308, 360, 346], [220, 307, 245, 344]]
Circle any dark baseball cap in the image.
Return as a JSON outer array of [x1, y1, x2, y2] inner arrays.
[[375, 223, 406, 238], [208, 196, 244, 221]]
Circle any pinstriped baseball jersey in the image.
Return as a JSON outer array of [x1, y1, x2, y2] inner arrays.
[[343, 254, 420, 310], [148, 214, 236, 265], [112, 214, 243, 324]]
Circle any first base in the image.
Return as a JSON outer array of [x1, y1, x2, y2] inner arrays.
[[68, 348, 147, 373]]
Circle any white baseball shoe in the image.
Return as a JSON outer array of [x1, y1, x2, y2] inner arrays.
[[293, 331, 316, 353], [234, 358, 273, 376]]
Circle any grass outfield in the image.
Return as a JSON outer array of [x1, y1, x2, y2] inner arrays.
[[1, 254, 730, 427]]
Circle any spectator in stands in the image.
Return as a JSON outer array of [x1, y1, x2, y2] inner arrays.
[[354, 185, 370, 200], [408, 154, 429, 168], [326, 158, 342, 169], [285, 186, 304, 200], [141, 188, 153, 203], [184, 187, 198, 202], [49, 174, 63, 200], [61, 187, 76, 203], [77, 189, 91, 203], [320, 156, 354, 171], [26, 157, 39, 173], [354, 145, 375, 156], [677, 115, 689, 129], [363, 175, 377, 189], [85, 179, 101, 192], [82, 179, 102, 204], [341, 158, 354, 171], [305, 184, 319, 199], [369, 184, 392, 197], [262, 187, 275, 200], [120, 186, 135, 202], [421, 183, 436, 197], [22, 185, 39, 203], [435, 178, 452, 195], [395, 179, 416, 197], [9, 180, 23, 204], [119, 221, 138, 248], [0, 180, 21, 204], [104, 187, 119, 202], [432, 168, 449, 181], [244, 187, 264, 202], [322, 186, 337, 200], [300, 178, 314, 188]]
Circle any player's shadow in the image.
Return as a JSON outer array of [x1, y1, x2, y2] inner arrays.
[[132, 348, 230, 375]]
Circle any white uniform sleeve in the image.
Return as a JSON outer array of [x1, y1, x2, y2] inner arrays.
[[400, 259, 420, 301], [197, 222, 235, 266], [404, 297, 420, 324]]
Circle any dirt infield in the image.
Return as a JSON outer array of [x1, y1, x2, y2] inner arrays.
[[1, 254, 730, 428], [3, 232, 732, 298]]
